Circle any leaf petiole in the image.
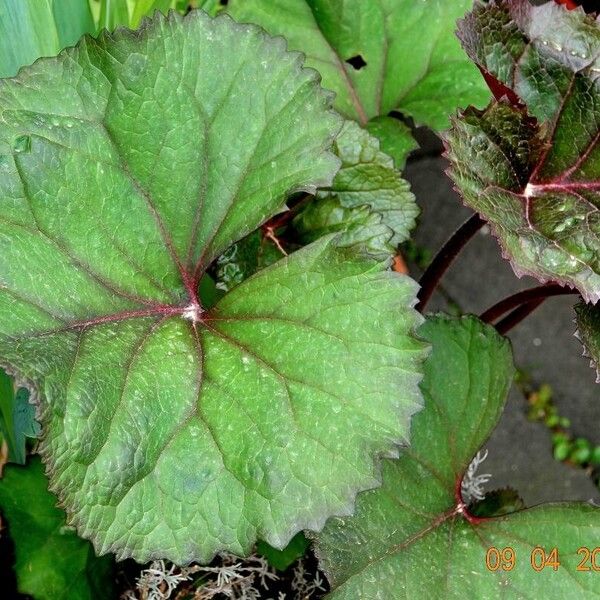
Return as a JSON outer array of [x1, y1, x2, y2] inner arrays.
[[480, 284, 576, 333], [416, 214, 484, 312]]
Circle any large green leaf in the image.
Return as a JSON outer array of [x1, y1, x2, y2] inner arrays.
[[0, 10, 427, 563], [0, 0, 96, 78], [315, 316, 600, 598], [293, 121, 418, 260], [0, 457, 114, 600], [448, 0, 600, 302], [0, 369, 39, 464], [224, 0, 489, 162]]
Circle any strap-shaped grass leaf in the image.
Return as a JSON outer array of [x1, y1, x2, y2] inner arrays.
[[0, 369, 39, 464], [448, 0, 600, 301], [315, 316, 600, 598], [0, 458, 114, 600], [97, 0, 131, 31], [293, 121, 418, 260], [0, 0, 96, 78], [224, 0, 489, 165], [0, 10, 427, 563]]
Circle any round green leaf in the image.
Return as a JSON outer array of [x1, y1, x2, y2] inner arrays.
[[449, 0, 600, 302], [224, 0, 489, 152], [315, 316, 600, 598], [0, 11, 427, 563]]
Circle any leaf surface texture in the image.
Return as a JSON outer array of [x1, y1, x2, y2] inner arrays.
[[0, 11, 427, 563]]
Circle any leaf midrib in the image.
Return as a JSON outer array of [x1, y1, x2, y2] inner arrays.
[[304, 1, 368, 125]]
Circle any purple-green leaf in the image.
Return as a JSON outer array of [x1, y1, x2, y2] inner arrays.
[[448, 0, 600, 302]]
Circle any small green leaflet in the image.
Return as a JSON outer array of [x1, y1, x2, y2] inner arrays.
[[224, 0, 489, 165], [314, 316, 600, 599], [0, 457, 114, 600], [469, 487, 525, 519], [214, 230, 283, 292], [257, 532, 310, 571], [294, 121, 418, 261], [364, 116, 417, 170], [448, 0, 600, 302], [0, 368, 39, 464], [0, 11, 427, 563]]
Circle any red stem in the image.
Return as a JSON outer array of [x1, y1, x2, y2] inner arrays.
[[455, 476, 487, 525], [556, 0, 579, 9], [480, 284, 575, 324], [495, 299, 546, 335], [417, 214, 485, 312]]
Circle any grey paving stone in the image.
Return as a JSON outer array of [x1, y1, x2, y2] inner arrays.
[[405, 155, 600, 505]]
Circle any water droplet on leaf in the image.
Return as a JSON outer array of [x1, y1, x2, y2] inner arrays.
[[13, 135, 31, 154]]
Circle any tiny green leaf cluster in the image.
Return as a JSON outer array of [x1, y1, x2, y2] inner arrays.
[[294, 121, 418, 261]]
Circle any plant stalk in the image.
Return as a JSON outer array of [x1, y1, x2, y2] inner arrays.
[[495, 299, 546, 335], [417, 214, 484, 312], [480, 284, 575, 325]]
